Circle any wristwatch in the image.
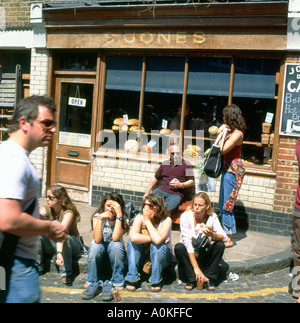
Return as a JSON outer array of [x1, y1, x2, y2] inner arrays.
[[116, 216, 123, 221], [57, 251, 62, 255]]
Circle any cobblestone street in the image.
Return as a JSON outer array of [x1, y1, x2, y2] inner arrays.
[[39, 267, 295, 304]]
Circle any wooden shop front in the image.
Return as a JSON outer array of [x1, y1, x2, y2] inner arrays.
[[42, 0, 288, 221]]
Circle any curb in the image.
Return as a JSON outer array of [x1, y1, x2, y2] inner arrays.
[[49, 248, 292, 279], [227, 247, 292, 276]]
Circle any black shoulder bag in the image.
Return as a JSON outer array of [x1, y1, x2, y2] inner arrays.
[[203, 128, 227, 178], [0, 198, 37, 303]]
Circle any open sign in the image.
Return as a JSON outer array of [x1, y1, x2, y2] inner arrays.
[[68, 97, 86, 107]]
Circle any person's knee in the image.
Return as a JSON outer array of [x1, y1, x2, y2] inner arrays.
[[174, 242, 185, 255]]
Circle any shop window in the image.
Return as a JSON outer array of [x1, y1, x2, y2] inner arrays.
[[58, 52, 97, 71], [0, 51, 30, 73], [232, 59, 279, 167], [59, 83, 93, 147], [102, 56, 143, 151], [99, 54, 279, 171]]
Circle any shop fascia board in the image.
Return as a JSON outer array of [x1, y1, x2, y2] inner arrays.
[[42, 2, 288, 29]]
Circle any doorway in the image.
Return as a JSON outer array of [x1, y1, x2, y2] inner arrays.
[[50, 78, 96, 202]]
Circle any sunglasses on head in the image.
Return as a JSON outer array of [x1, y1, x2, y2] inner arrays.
[[142, 202, 156, 210], [46, 195, 56, 201]]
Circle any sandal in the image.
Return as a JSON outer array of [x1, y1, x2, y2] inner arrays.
[[151, 283, 162, 292], [185, 282, 196, 290], [204, 280, 215, 291], [125, 281, 139, 292]]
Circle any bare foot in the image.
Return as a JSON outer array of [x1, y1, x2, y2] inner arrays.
[[224, 240, 234, 248]]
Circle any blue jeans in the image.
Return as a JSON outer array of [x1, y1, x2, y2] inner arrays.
[[152, 188, 182, 212], [125, 239, 172, 285], [36, 235, 82, 277], [219, 170, 237, 235], [5, 257, 40, 303], [86, 240, 126, 287]]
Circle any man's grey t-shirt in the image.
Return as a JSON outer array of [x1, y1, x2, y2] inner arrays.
[[0, 140, 40, 259]]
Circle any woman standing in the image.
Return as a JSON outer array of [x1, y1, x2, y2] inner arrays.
[[218, 104, 246, 247], [37, 184, 84, 284], [82, 192, 129, 300], [175, 192, 227, 291], [125, 193, 172, 292]]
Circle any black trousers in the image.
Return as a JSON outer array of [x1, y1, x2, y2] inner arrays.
[[174, 241, 225, 283]]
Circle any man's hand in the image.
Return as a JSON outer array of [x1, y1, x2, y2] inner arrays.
[[169, 178, 182, 189], [48, 221, 68, 243]]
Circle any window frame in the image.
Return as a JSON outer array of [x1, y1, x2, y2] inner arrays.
[[93, 51, 283, 175]]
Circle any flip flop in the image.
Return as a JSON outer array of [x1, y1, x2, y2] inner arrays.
[[125, 281, 139, 292], [151, 283, 162, 292]]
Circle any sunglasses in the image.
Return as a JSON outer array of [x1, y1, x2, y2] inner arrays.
[[142, 202, 156, 210], [170, 152, 181, 156], [46, 195, 56, 201], [37, 119, 56, 130]]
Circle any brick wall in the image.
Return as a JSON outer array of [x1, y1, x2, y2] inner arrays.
[[28, 48, 49, 194], [91, 155, 292, 235], [274, 137, 298, 214], [1, 0, 41, 28], [30, 48, 49, 95]]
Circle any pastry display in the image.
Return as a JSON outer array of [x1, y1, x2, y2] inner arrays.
[[183, 144, 201, 158], [129, 125, 145, 132], [141, 145, 152, 153], [262, 122, 271, 134], [124, 140, 139, 152], [261, 134, 269, 145], [208, 126, 219, 139], [160, 129, 171, 135], [113, 118, 124, 125], [127, 118, 139, 126]]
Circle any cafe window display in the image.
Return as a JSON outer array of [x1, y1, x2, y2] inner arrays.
[[99, 53, 280, 171]]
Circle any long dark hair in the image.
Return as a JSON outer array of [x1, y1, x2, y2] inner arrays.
[[222, 104, 246, 134], [92, 192, 129, 231], [47, 184, 80, 223], [143, 193, 170, 224]]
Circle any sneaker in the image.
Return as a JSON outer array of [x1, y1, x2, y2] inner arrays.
[[101, 280, 113, 301], [82, 281, 103, 300]]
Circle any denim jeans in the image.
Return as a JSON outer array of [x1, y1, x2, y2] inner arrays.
[[36, 234, 82, 277], [219, 170, 236, 235], [125, 239, 172, 285], [5, 257, 40, 303], [152, 188, 182, 212], [86, 239, 126, 287]]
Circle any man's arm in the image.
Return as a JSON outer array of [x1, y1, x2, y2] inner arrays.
[[0, 199, 68, 242], [143, 176, 158, 200]]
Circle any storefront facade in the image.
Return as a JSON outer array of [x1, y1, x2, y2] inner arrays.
[[39, 0, 297, 235]]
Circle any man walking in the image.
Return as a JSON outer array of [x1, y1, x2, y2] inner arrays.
[[0, 95, 68, 303]]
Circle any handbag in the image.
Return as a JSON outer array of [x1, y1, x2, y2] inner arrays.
[[204, 128, 227, 178], [195, 235, 211, 255]]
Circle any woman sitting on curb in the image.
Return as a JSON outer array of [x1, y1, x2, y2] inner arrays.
[[125, 193, 173, 292], [37, 184, 84, 284], [175, 192, 228, 291], [82, 192, 129, 300]]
